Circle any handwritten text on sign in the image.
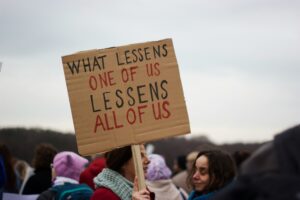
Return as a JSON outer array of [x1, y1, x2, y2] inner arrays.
[[62, 39, 190, 155]]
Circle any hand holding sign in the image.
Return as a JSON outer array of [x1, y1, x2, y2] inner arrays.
[[63, 39, 190, 200], [132, 177, 151, 200]]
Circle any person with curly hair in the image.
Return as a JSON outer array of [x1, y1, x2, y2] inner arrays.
[[187, 150, 236, 200]]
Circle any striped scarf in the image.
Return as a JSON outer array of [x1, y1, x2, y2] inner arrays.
[[94, 168, 133, 200]]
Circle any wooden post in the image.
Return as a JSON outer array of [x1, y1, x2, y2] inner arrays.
[[131, 144, 146, 190]]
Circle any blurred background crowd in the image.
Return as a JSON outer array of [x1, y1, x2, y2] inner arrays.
[[1, 124, 299, 200]]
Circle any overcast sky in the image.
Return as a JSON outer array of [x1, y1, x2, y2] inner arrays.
[[1, 0, 299, 143]]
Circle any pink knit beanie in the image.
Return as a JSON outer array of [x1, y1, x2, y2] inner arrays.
[[147, 154, 172, 181], [53, 151, 88, 181]]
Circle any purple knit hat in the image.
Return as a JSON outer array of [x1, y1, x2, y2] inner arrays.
[[146, 154, 172, 181], [53, 151, 88, 181]]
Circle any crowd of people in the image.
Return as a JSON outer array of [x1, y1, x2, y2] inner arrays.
[[1, 124, 299, 200]]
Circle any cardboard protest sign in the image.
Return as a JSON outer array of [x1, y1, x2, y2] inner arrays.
[[62, 38, 190, 155]]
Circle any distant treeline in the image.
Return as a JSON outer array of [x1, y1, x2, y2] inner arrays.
[[0, 127, 263, 168], [0, 128, 78, 164]]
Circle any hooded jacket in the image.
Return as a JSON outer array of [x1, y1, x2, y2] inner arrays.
[[79, 157, 106, 190], [213, 124, 300, 200]]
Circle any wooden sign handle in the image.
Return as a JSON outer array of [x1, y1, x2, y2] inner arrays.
[[131, 144, 146, 190]]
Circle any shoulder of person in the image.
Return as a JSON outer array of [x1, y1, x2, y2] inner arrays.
[[37, 189, 56, 200], [51, 183, 93, 200], [177, 186, 188, 200], [91, 187, 121, 200]]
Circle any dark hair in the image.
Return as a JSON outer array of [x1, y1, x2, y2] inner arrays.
[[0, 143, 17, 192], [105, 146, 132, 175], [32, 143, 57, 170], [177, 155, 187, 170], [232, 150, 251, 169], [188, 150, 236, 193]]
